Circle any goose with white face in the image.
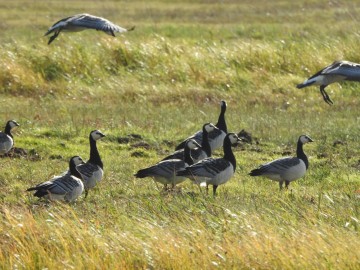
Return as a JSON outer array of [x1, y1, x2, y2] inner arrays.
[[90, 130, 106, 141], [0, 120, 20, 155], [249, 134, 314, 189]]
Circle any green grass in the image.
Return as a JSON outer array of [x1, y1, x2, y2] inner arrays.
[[0, 0, 359, 269]]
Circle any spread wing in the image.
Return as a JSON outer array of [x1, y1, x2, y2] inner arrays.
[[68, 14, 129, 35]]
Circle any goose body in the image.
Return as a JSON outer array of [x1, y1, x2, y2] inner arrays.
[[177, 133, 241, 195], [45, 13, 135, 44], [162, 123, 218, 163], [175, 100, 227, 152], [77, 130, 105, 197], [297, 60, 360, 105], [27, 156, 85, 202], [249, 135, 313, 189], [0, 120, 19, 155], [135, 139, 201, 189]]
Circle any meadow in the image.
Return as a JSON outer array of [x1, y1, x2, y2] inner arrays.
[[0, 0, 359, 269]]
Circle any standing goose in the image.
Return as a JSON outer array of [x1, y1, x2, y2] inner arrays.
[[45, 13, 135, 45], [175, 100, 228, 152], [249, 135, 313, 189], [135, 139, 201, 190], [162, 123, 218, 163], [297, 60, 360, 105], [27, 156, 85, 202], [0, 120, 19, 155], [76, 130, 105, 198], [177, 133, 242, 196]]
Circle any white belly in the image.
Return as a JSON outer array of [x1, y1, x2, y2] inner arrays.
[[83, 167, 103, 190], [206, 164, 234, 186]]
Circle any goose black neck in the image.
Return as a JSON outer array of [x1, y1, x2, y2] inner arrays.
[[223, 136, 236, 171], [184, 144, 194, 165], [201, 127, 212, 157], [4, 123, 13, 138], [296, 139, 309, 169], [69, 161, 82, 179], [216, 104, 227, 133], [89, 136, 103, 169]]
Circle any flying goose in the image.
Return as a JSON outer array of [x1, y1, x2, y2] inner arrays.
[[0, 120, 19, 155], [134, 139, 201, 190], [175, 100, 228, 152], [27, 156, 85, 202], [249, 135, 313, 189], [45, 13, 135, 45], [297, 60, 360, 105], [177, 133, 242, 196], [162, 123, 218, 163], [76, 130, 105, 198]]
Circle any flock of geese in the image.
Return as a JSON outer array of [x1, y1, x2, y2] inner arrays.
[[1, 101, 313, 201], [2, 13, 358, 202]]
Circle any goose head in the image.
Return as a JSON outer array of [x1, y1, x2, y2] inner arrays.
[[299, 135, 314, 144], [90, 130, 106, 141], [6, 120, 19, 130], [227, 133, 242, 145], [186, 139, 202, 150], [203, 123, 218, 133]]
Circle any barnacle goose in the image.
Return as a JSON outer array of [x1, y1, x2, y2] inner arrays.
[[177, 133, 242, 196], [175, 100, 228, 152], [27, 156, 85, 202], [76, 130, 105, 198], [134, 139, 201, 190], [45, 13, 135, 45], [162, 123, 218, 163], [0, 120, 19, 155], [297, 60, 360, 105], [249, 135, 313, 189]]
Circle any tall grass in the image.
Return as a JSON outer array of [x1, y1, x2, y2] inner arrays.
[[0, 0, 359, 269]]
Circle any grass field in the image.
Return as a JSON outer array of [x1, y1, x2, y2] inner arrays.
[[0, 0, 359, 269]]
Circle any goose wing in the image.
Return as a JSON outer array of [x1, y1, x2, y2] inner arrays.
[[27, 175, 80, 196], [68, 14, 130, 35], [320, 61, 360, 81], [175, 130, 203, 150], [178, 158, 230, 178], [161, 149, 184, 161], [136, 160, 186, 178], [0, 132, 9, 143], [250, 157, 300, 175], [76, 162, 100, 178]]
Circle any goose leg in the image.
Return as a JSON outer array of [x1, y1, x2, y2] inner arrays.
[[213, 185, 218, 197], [285, 181, 290, 189], [320, 85, 333, 105], [84, 189, 89, 198], [206, 184, 209, 195], [279, 181, 284, 190], [48, 30, 60, 45]]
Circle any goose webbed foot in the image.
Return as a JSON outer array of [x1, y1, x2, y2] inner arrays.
[[320, 86, 333, 105]]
